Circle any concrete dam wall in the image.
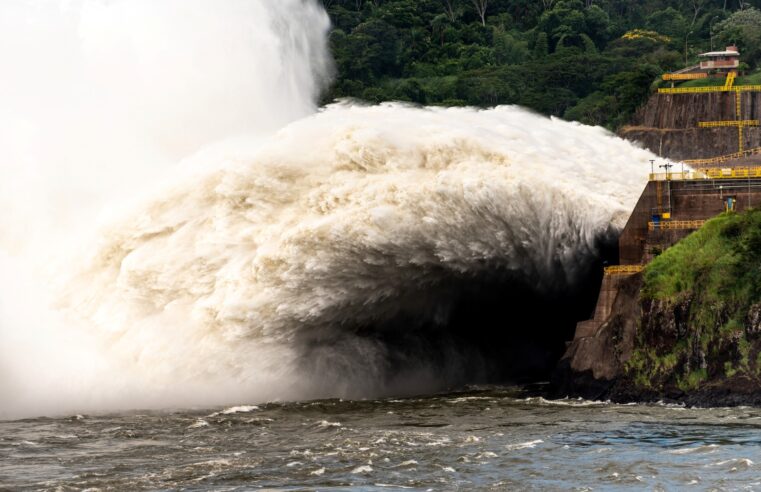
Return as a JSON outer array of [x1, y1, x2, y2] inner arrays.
[[620, 92, 761, 162]]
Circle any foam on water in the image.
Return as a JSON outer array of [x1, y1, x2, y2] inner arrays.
[[0, 0, 658, 418]]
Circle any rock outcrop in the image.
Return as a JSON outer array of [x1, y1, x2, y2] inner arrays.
[[554, 210, 761, 406]]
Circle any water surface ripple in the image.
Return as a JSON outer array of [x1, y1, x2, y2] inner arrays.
[[3, 388, 761, 490]]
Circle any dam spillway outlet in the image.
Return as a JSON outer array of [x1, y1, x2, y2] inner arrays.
[[292, 236, 618, 398]]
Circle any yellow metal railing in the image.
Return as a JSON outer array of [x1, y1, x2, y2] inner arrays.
[[683, 147, 761, 165], [648, 220, 706, 231], [698, 120, 759, 128], [648, 171, 705, 181], [658, 85, 761, 94], [699, 166, 761, 178], [663, 73, 707, 81], [649, 166, 761, 181], [604, 265, 645, 276]]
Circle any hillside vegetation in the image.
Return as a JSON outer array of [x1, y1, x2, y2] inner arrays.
[[323, 0, 761, 129], [628, 209, 761, 392]]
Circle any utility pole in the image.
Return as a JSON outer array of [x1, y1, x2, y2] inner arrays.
[[710, 16, 719, 51], [659, 162, 674, 177], [660, 163, 674, 216], [685, 31, 693, 68]]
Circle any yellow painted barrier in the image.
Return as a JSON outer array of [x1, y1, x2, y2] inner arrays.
[[698, 166, 761, 178], [662, 73, 708, 81], [683, 147, 761, 165], [648, 171, 698, 181], [698, 120, 759, 128], [658, 85, 761, 94], [604, 265, 644, 276], [649, 166, 761, 181], [648, 220, 706, 231]]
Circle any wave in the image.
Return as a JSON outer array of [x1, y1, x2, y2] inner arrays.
[[0, 0, 657, 418], [58, 103, 653, 409]]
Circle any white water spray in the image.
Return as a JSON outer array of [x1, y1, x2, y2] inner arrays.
[[0, 1, 657, 419]]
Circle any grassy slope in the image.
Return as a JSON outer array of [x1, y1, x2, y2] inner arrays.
[[627, 209, 761, 391], [677, 69, 761, 87]]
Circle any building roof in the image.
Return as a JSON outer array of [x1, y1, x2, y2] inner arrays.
[[699, 49, 739, 57]]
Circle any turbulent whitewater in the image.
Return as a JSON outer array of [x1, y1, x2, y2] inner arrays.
[[0, 0, 657, 418]]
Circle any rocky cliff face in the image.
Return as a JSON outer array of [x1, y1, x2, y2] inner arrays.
[[555, 210, 761, 406], [620, 92, 761, 162], [555, 282, 761, 406]]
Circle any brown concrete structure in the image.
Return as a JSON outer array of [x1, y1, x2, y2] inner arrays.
[[574, 175, 761, 344], [619, 177, 761, 265]]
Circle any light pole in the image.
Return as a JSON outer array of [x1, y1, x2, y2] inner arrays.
[[710, 17, 719, 51], [685, 31, 693, 68]]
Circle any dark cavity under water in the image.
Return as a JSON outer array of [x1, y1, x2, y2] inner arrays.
[[3, 387, 761, 491]]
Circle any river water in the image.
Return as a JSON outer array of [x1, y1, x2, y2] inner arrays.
[[2, 387, 761, 490]]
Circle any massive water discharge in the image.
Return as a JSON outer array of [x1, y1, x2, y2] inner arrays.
[[0, 0, 658, 419]]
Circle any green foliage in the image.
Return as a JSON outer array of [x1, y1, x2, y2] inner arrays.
[[645, 7, 687, 40], [715, 7, 761, 69], [627, 209, 761, 392], [677, 369, 708, 392], [642, 211, 761, 302], [323, 0, 761, 129], [533, 31, 549, 59]]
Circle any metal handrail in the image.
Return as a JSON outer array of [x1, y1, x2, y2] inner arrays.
[[649, 166, 761, 181], [683, 147, 761, 165], [648, 220, 706, 231], [658, 85, 761, 94], [604, 265, 645, 275], [698, 120, 759, 128], [662, 73, 707, 81]]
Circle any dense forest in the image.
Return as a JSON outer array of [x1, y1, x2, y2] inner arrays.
[[322, 0, 761, 129]]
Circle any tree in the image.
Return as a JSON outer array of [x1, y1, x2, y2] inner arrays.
[[471, 0, 488, 26], [715, 7, 761, 66], [431, 14, 450, 46], [442, 0, 458, 22], [534, 31, 549, 58], [688, 0, 707, 28], [494, 31, 529, 65], [541, 0, 557, 11], [645, 8, 688, 40], [321, 0, 761, 130], [585, 5, 611, 47], [538, 1, 588, 48]]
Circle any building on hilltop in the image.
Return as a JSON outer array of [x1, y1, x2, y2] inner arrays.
[[698, 45, 740, 74]]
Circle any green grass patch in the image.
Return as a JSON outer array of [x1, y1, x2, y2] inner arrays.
[[629, 209, 761, 391], [676, 69, 761, 88]]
